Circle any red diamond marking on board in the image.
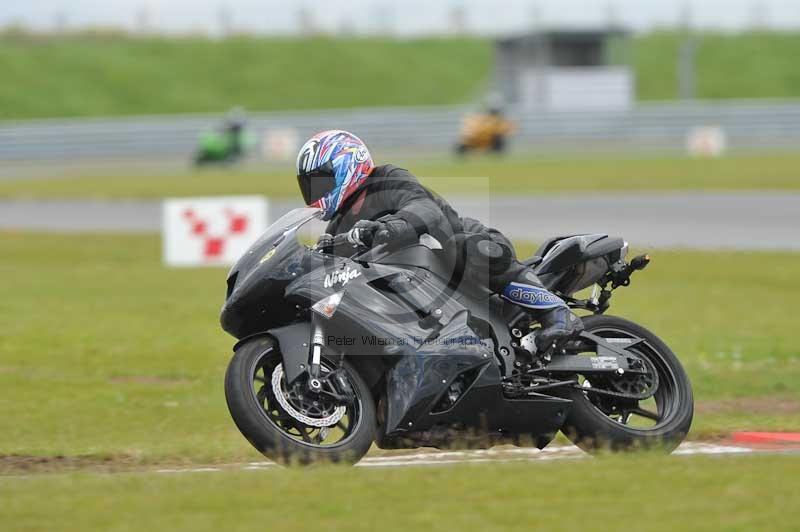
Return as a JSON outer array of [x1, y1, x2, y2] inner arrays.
[[181, 207, 253, 262], [226, 209, 249, 234], [192, 221, 207, 236], [204, 238, 225, 258]]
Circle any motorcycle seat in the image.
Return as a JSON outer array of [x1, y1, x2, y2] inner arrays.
[[534, 234, 625, 276]]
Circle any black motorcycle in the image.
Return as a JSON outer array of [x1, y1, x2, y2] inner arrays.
[[221, 208, 693, 464]]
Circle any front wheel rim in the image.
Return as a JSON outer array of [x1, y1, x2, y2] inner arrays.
[[249, 349, 364, 449]]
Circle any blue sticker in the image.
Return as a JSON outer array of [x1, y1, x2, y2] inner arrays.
[[502, 282, 565, 309]]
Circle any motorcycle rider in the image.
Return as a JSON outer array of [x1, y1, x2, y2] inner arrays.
[[295, 130, 583, 352], [223, 106, 247, 157]]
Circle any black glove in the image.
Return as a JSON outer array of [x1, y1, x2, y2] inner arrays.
[[346, 220, 385, 247], [373, 218, 416, 247], [314, 233, 334, 253]]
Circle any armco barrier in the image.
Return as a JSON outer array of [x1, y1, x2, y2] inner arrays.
[[1, 100, 799, 172]]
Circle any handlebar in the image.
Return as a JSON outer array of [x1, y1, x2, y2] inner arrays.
[[316, 233, 389, 261], [332, 232, 351, 248]]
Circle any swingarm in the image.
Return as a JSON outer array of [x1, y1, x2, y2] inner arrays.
[[544, 331, 649, 377]]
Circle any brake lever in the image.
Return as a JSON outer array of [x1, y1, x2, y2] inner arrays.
[[313, 233, 334, 254]]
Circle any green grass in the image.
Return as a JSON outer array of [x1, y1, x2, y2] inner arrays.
[[1, 232, 798, 465], [2, 454, 799, 531], [635, 31, 800, 101], [3, 30, 800, 119], [0, 32, 491, 120], [2, 152, 800, 200]]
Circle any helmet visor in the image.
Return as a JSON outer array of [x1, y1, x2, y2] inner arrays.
[[297, 161, 337, 205]]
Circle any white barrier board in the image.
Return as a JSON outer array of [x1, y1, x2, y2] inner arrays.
[[162, 196, 268, 267], [687, 126, 727, 158]]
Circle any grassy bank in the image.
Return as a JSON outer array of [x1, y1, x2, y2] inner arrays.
[[3, 31, 800, 119], [635, 31, 800, 101], [2, 153, 799, 199], [1, 231, 798, 464], [0, 32, 491, 119]]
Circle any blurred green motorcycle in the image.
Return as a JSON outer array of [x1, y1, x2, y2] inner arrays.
[[194, 123, 255, 166]]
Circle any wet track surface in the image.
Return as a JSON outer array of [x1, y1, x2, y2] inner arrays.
[[2, 193, 800, 250]]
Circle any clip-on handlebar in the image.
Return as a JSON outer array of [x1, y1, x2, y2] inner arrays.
[[315, 233, 389, 261]]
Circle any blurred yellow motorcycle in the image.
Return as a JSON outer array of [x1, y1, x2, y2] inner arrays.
[[455, 109, 516, 155]]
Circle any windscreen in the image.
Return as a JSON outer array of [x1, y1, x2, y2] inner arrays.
[[249, 208, 322, 249], [226, 208, 323, 281]]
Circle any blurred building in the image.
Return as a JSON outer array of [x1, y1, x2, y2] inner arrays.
[[494, 28, 634, 111]]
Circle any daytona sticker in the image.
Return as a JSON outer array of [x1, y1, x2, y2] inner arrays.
[[501, 282, 565, 309]]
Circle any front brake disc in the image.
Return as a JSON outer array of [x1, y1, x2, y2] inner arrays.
[[271, 364, 346, 428]]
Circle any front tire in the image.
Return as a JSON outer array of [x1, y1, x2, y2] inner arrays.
[[224, 336, 376, 465], [558, 315, 694, 453]]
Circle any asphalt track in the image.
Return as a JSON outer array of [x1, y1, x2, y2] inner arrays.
[[2, 193, 800, 250]]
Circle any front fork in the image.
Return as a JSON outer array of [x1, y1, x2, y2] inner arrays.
[[305, 315, 354, 403], [307, 315, 325, 392]]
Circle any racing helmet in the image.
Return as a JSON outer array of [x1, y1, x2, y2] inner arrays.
[[296, 130, 374, 220]]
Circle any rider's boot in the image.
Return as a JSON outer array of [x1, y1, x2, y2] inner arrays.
[[501, 269, 584, 353], [533, 305, 584, 353]]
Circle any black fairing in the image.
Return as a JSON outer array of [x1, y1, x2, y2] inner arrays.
[[533, 233, 627, 294], [220, 210, 316, 339], [376, 242, 494, 299], [383, 311, 569, 438], [221, 209, 573, 448]]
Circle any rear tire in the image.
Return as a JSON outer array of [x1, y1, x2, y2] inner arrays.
[[557, 315, 693, 453], [224, 336, 376, 465]]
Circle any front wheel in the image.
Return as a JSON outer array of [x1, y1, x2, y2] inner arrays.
[[557, 315, 694, 453], [224, 336, 376, 465]]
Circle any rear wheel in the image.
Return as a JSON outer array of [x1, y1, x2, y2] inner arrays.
[[224, 336, 376, 464], [557, 315, 693, 453]]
